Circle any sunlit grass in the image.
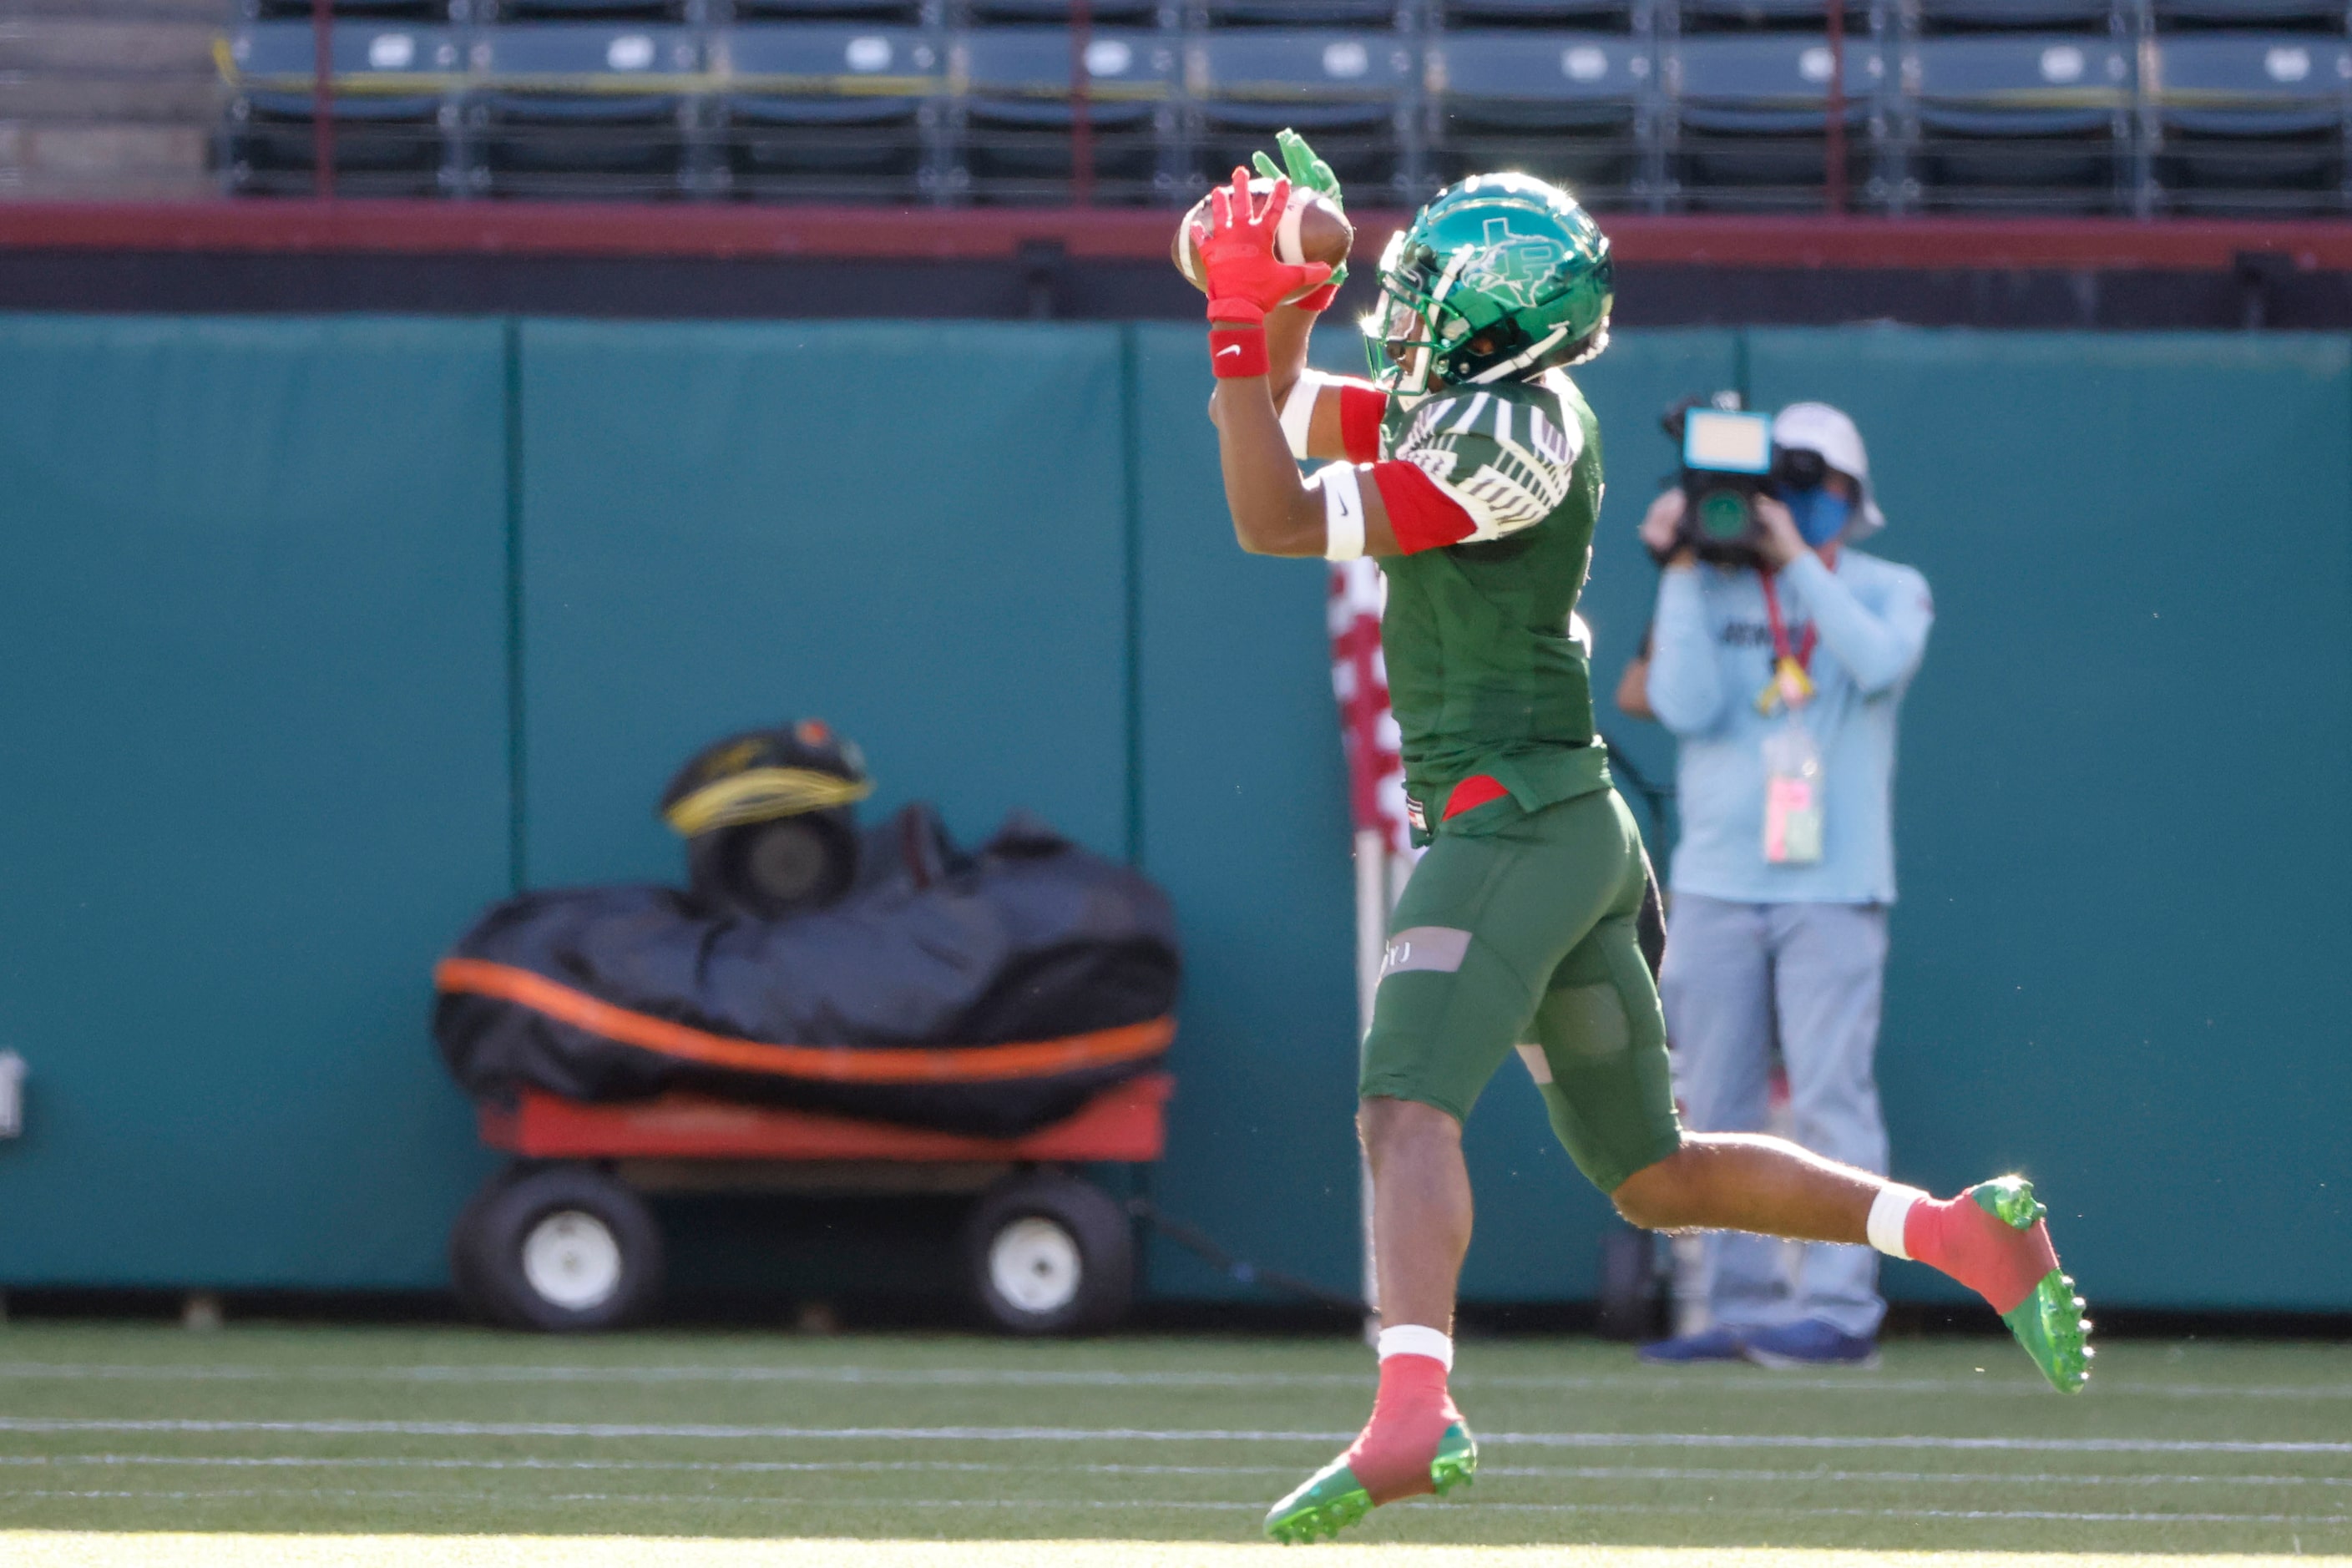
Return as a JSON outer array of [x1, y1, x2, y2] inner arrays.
[[5, 1537, 2349, 1567]]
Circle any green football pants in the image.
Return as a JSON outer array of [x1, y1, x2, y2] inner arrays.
[[1359, 786, 1682, 1195]]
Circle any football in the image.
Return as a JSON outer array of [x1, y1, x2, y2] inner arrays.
[[1171, 177, 1354, 301]]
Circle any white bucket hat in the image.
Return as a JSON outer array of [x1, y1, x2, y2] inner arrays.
[[1772, 401, 1884, 543]]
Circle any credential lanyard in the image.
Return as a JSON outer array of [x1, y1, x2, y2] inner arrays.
[[1757, 571, 1818, 714], [1760, 573, 1815, 672]]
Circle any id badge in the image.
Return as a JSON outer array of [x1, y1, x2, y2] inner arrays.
[[1761, 721, 1824, 865], [1755, 655, 1816, 716]]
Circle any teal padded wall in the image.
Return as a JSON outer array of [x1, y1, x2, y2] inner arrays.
[[516, 321, 1131, 886], [0, 315, 2343, 1313], [0, 316, 510, 1286], [1132, 325, 1363, 1300], [510, 321, 1137, 1301], [1746, 330, 2352, 1310]]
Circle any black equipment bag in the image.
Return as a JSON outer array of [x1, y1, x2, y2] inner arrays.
[[435, 805, 1179, 1136]]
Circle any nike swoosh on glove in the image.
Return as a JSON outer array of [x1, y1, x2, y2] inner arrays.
[[1194, 168, 1332, 326]]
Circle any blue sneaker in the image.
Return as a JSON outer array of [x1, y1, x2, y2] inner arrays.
[[1743, 1318, 1880, 1369], [1636, 1326, 1748, 1364]]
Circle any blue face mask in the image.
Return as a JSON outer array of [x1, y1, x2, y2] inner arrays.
[[1784, 486, 1852, 548]]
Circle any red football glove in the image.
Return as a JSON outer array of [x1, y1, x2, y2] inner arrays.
[[1193, 169, 1332, 326], [1290, 279, 1343, 314]]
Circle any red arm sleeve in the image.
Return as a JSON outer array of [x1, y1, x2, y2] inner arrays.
[[1369, 461, 1479, 555], [1338, 385, 1387, 463]]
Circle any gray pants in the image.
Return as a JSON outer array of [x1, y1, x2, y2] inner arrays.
[[1658, 893, 1891, 1339]]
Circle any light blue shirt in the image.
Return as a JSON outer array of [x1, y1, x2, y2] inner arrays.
[[1646, 549, 1934, 905]]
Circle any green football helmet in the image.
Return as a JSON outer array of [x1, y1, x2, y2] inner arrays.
[[1363, 172, 1614, 398]]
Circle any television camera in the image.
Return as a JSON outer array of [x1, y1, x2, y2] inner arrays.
[[1657, 393, 1831, 569]]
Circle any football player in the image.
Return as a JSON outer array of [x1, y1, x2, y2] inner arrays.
[[1191, 137, 2094, 1545]]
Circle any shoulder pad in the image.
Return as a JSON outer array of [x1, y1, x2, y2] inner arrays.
[[1389, 386, 1583, 542]]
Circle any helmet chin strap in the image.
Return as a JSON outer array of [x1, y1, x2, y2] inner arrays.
[[1400, 337, 1434, 397], [1466, 323, 1570, 385]]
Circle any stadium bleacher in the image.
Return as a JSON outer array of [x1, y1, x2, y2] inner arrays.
[[1904, 33, 2137, 210], [1670, 33, 1885, 209], [955, 26, 1176, 203], [2152, 31, 2349, 213], [1185, 28, 1417, 199], [224, 20, 464, 196], [1677, 0, 1872, 34], [1429, 31, 1653, 205], [1915, 0, 2123, 33], [210, 0, 2352, 215], [0, 0, 217, 199], [715, 23, 939, 200]]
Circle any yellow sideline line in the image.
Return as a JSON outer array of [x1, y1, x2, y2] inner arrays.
[[3, 1539, 2347, 1568]]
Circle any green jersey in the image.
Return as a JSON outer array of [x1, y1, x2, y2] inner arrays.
[[1377, 368, 1611, 840]]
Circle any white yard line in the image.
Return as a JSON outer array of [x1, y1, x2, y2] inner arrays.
[[0, 1363, 1340, 1389], [10, 1533, 2352, 1568], [2, 1485, 2347, 1528], [1527, 1505, 2352, 1527], [0, 1489, 1263, 1510], [1479, 1465, 2352, 1488], [1, 1416, 2348, 1456], [0, 1417, 1362, 1444], [3, 1453, 2348, 1489], [1487, 1504, 2352, 1526], [0, 1361, 2343, 1401], [0, 1454, 1282, 1478], [1494, 1432, 2352, 1456]]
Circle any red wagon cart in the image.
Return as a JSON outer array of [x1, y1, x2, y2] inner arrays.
[[450, 1070, 1173, 1335]]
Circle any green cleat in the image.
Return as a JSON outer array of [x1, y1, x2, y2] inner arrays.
[[1262, 1422, 1477, 1544], [1429, 1423, 1478, 1493], [1971, 1176, 2095, 1394]]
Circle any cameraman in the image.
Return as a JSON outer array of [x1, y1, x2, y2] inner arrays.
[[1634, 403, 1934, 1368]]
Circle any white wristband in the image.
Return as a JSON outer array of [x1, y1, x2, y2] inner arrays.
[[1867, 1184, 1927, 1260], [1313, 463, 1365, 561], [1279, 369, 1330, 461]]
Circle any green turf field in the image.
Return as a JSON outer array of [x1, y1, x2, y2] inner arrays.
[[0, 1324, 2344, 1563], [0, 1543, 2341, 1568]]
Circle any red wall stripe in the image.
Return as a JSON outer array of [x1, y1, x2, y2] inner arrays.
[[3, 201, 2349, 272]]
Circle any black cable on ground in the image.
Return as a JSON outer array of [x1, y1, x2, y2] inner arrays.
[[1126, 1197, 1367, 1316]]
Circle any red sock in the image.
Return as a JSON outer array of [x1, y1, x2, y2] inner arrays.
[[1904, 1194, 2059, 1315], [1342, 1354, 1460, 1505]]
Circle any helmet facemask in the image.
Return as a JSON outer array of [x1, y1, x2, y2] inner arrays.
[[1361, 230, 1447, 398], [1363, 286, 1442, 398]]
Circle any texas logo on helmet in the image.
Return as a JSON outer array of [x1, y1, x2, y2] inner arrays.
[[1364, 173, 1615, 396]]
